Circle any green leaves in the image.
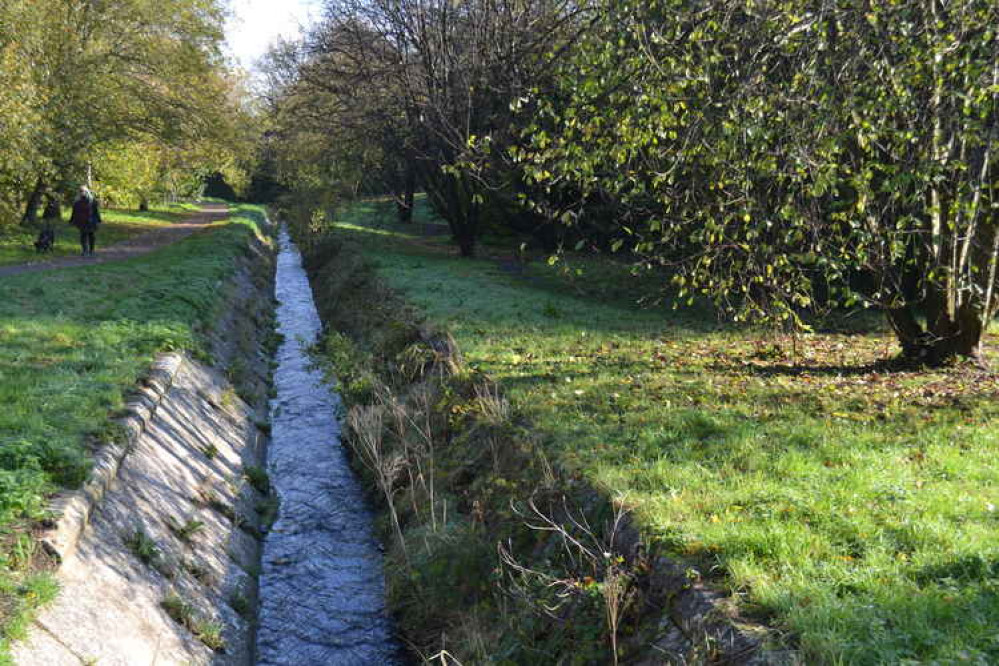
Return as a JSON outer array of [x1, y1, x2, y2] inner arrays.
[[513, 0, 999, 352], [0, 0, 245, 218]]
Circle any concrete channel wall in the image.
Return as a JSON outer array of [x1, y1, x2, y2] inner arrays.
[[13, 238, 276, 666]]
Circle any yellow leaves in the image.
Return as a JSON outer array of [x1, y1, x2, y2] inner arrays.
[[856, 193, 868, 213]]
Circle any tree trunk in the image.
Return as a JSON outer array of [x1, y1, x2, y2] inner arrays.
[[139, 198, 149, 212], [21, 178, 45, 226], [887, 300, 988, 367], [425, 168, 479, 257], [455, 228, 476, 257], [455, 202, 480, 258], [886, 307, 927, 359]]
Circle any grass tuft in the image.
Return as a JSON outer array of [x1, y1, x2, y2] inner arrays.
[[169, 519, 205, 544], [242, 465, 270, 494], [160, 592, 226, 651], [124, 527, 161, 567]]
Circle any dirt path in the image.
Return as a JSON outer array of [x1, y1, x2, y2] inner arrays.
[[0, 204, 228, 278]]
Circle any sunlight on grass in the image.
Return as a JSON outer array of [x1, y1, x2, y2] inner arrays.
[[0, 204, 266, 657], [333, 198, 999, 664], [0, 202, 199, 267]]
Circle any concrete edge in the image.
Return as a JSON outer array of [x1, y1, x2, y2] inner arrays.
[[39, 353, 185, 564]]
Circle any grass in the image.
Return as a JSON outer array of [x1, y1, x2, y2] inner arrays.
[[0, 202, 201, 267], [325, 197, 999, 664], [229, 590, 251, 619], [0, 203, 267, 658], [160, 591, 226, 651], [243, 465, 270, 495], [124, 527, 162, 568], [169, 519, 205, 544]]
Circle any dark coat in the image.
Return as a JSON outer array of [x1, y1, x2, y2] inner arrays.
[[69, 197, 101, 231], [69, 197, 92, 230], [90, 198, 102, 229]]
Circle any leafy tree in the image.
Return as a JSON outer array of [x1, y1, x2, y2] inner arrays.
[[0, 1, 46, 223], [260, 0, 593, 255], [0, 0, 252, 223], [518, 0, 999, 364]]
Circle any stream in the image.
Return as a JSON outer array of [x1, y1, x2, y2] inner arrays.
[[255, 227, 402, 665]]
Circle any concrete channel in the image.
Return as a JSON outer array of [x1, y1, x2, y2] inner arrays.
[[254, 226, 401, 665]]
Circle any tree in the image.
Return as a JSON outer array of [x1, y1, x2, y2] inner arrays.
[[0, 0, 250, 223], [518, 0, 999, 364], [260, 0, 594, 255], [0, 1, 45, 224]]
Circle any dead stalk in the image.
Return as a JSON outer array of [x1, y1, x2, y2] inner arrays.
[[346, 404, 409, 564], [498, 494, 636, 665]]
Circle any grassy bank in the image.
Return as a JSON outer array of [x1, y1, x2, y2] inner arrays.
[[0, 202, 200, 267], [308, 197, 999, 664], [0, 204, 268, 660]]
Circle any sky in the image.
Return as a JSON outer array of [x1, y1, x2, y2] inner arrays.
[[225, 0, 320, 72]]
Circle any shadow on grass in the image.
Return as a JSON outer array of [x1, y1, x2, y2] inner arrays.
[[713, 355, 999, 379], [336, 227, 718, 339], [913, 554, 999, 585], [724, 357, 920, 378]]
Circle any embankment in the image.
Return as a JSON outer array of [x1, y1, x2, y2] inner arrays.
[[296, 227, 787, 664], [9, 208, 279, 665]]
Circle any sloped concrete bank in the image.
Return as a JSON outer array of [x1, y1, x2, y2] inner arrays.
[[13, 232, 278, 665], [297, 229, 796, 665]]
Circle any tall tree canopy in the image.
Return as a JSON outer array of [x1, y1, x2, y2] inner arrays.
[[0, 0, 254, 222], [517, 0, 999, 364]]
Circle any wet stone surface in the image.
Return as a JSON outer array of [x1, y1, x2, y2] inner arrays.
[[256, 227, 401, 665]]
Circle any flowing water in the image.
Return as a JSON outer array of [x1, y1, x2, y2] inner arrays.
[[256, 227, 402, 665]]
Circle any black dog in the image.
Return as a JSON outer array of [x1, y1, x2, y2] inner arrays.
[[34, 227, 55, 253]]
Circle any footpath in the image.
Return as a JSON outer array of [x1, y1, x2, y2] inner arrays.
[[0, 204, 228, 278]]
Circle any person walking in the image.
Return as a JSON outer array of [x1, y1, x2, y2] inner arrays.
[[69, 185, 101, 256]]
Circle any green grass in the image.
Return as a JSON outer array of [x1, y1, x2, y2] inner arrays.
[[160, 591, 226, 651], [0, 203, 267, 658], [0, 202, 200, 267], [328, 198, 999, 664]]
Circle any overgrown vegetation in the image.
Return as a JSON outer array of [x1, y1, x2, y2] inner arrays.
[[0, 205, 268, 659], [298, 198, 999, 664]]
